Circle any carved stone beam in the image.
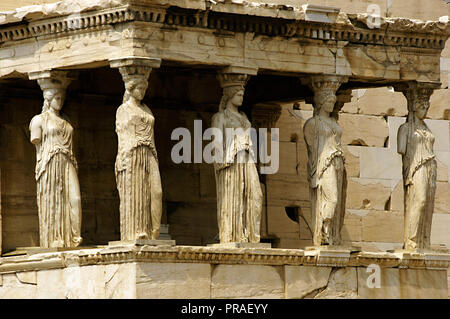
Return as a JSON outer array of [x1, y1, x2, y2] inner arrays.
[[216, 65, 258, 90], [29, 70, 75, 95], [393, 81, 440, 111], [251, 103, 282, 130], [301, 75, 349, 116], [304, 88, 352, 116], [110, 57, 161, 84]]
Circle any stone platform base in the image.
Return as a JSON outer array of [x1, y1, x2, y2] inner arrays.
[[207, 242, 272, 249], [0, 245, 448, 299], [108, 239, 176, 246]]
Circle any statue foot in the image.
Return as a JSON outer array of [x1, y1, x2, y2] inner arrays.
[[137, 233, 150, 240], [73, 236, 83, 247]]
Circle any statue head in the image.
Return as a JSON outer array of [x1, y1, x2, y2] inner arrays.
[[43, 88, 65, 112], [306, 75, 343, 117], [313, 89, 336, 116], [219, 85, 245, 112], [36, 75, 70, 113], [217, 73, 249, 112], [119, 66, 151, 104], [406, 87, 433, 123], [123, 75, 148, 103]]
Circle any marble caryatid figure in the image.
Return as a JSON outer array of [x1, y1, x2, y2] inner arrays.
[[396, 84, 437, 251], [29, 71, 82, 248], [212, 72, 263, 244], [303, 76, 348, 246], [114, 62, 162, 241]]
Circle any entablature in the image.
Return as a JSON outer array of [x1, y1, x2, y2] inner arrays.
[[0, 0, 448, 86]]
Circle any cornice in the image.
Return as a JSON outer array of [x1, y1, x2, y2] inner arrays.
[[0, 0, 448, 50], [1, 245, 449, 274]]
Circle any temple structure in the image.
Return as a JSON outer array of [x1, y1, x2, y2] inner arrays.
[[0, 0, 449, 298]]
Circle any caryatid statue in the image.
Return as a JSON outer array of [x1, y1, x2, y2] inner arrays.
[[29, 71, 82, 248], [211, 69, 263, 244], [395, 82, 439, 251], [110, 58, 163, 241], [302, 75, 348, 246]]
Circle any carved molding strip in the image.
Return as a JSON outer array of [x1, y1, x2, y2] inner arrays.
[[1, 246, 449, 274], [0, 4, 447, 50]]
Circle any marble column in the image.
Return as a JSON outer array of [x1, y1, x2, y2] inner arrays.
[[109, 57, 164, 242], [212, 66, 264, 244], [28, 70, 82, 248], [301, 75, 348, 246], [394, 82, 440, 251]]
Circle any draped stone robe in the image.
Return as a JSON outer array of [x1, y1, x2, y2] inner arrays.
[[399, 120, 437, 250], [31, 111, 82, 248], [212, 108, 263, 243], [115, 102, 162, 241], [305, 115, 347, 246]]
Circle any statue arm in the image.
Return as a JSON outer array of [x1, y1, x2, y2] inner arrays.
[[303, 119, 315, 149], [29, 115, 42, 145], [397, 123, 408, 155], [303, 118, 318, 187], [211, 112, 228, 170]]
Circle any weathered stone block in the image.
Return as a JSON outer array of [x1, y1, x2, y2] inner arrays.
[[277, 141, 298, 175], [136, 263, 211, 299], [71, 265, 106, 299], [359, 147, 402, 180], [431, 214, 450, 249], [358, 267, 401, 298], [357, 87, 407, 117], [353, 241, 403, 252], [343, 145, 360, 178], [211, 265, 284, 298], [387, 116, 406, 151], [276, 238, 312, 249], [342, 212, 363, 242], [398, 269, 448, 298], [424, 119, 450, 152], [284, 265, 332, 299], [339, 113, 388, 147], [429, 89, 450, 120], [346, 178, 392, 210], [275, 106, 305, 143], [315, 267, 358, 299], [436, 151, 450, 182], [266, 205, 311, 240], [266, 174, 309, 205], [390, 180, 404, 212], [105, 263, 136, 299], [362, 211, 403, 243], [0, 273, 37, 299], [435, 182, 450, 214]]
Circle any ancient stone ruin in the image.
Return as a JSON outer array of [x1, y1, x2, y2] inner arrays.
[[0, 0, 449, 298]]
